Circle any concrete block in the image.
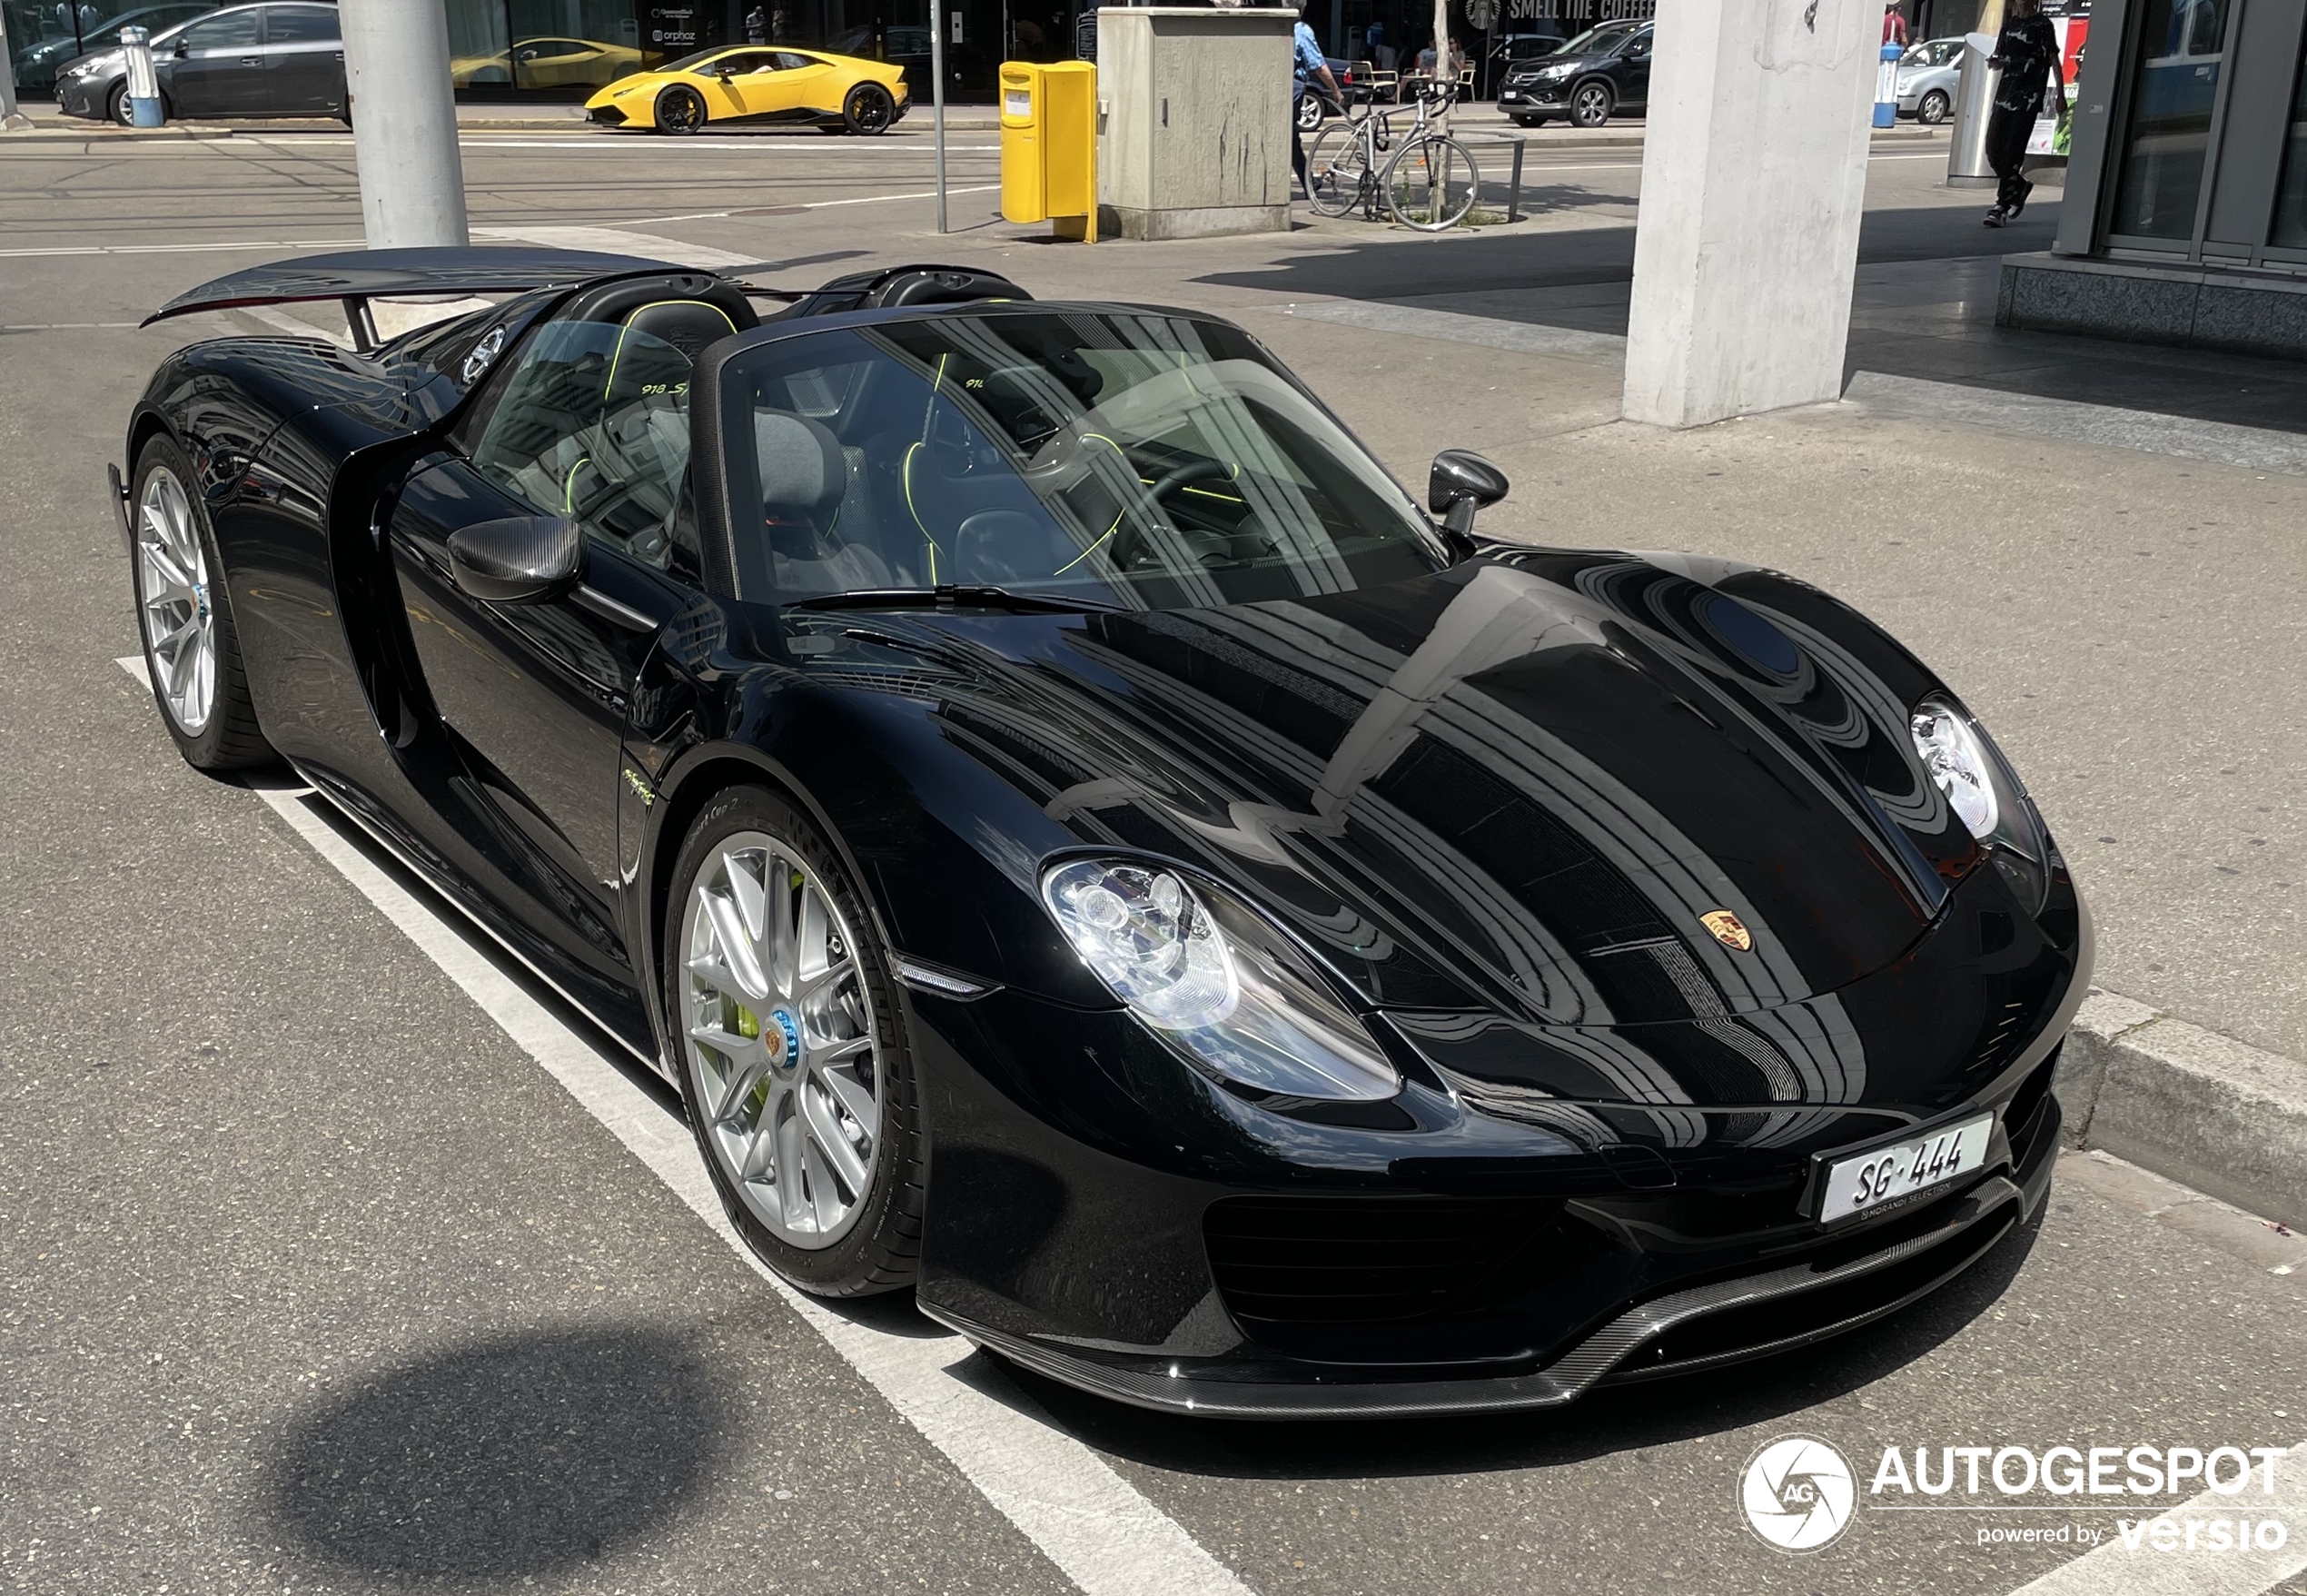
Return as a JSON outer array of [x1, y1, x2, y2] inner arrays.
[[2191, 281, 2307, 361], [2001, 258, 2200, 345], [1096, 6, 1292, 242], [2054, 987, 2163, 1145], [2081, 1011, 2307, 1232]]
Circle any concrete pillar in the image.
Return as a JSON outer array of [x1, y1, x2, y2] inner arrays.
[[0, 11, 32, 132], [1621, 0, 1877, 429], [339, 0, 470, 248]]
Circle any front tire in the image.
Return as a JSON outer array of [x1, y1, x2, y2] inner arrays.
[[1295, 92, 1324, 132], [1917, 88, 1951, 124], [843, 82, 896, 134], [656, 84, 707, 134], [129, 435, 271, 770], [1569, 79, 1613, 128], [667, 786, 924, 1295]]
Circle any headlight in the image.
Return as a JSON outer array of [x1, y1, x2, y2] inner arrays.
[[1911, 696, 2050, 910], [1042, 858, 1401, 1101]]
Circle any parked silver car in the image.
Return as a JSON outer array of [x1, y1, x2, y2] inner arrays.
[[1896, 36, 1965, 125]]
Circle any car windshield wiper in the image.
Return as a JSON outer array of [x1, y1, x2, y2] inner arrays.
[[784, 585, 1124, 615]]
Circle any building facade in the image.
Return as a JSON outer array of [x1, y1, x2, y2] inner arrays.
[[2009, 0, 2307, 357]]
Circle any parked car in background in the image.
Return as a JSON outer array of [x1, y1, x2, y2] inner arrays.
[[450, 35, 653, 93], [9, 1, 216, 95], [1482, 27, 1567, 98], [586, 44, 907, 134], [53, 1, 342, 124], [1294, 57, 1371, 131], [1496, 18, 1650, 129], [1896, 36, 1965, 124]]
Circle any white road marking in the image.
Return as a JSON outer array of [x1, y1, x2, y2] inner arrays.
[[1999, 1440, 2307, 1595], [113, 655, 1257, 1596], [0, 236, 362, 258], [233, 134, 1004, 151]]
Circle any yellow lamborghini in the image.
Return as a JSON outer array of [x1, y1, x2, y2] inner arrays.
[[587, 44, 908, 134]]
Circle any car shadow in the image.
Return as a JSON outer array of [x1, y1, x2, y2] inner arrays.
[[979, 1212, 2045, 1482], [259, 1323, 730, 1579]]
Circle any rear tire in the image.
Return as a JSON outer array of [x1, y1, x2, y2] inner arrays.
[[843, 82, 896, 135], [656, 84, 706, 134], [1305, 122, 1370, 216], [666, 785, 925, 1296], [129, 434, 272, 771]]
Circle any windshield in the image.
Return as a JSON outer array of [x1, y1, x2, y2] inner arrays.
[[658, 45, 732, 73], [718, 312, 1446, 610], [1557, 20, 1638, 55]]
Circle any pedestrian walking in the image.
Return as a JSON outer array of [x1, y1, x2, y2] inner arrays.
[[1882, 1, 1908, 47], [1983, 0, 2064, 227], [1292, 0, 1341, 197]]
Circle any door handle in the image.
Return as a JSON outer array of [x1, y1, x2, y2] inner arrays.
[[241, 55, 262, 64]]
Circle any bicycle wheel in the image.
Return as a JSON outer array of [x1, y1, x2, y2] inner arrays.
[[1305, 123, 1372, 218], [1383, 134, 1480, 232]]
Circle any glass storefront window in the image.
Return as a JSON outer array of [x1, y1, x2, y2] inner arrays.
[[2110, 0, 2233, 239], [2269, 32, 2307, 248]]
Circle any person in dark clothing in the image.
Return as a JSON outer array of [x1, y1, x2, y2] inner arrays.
[[1984, 0, 2064, 227]]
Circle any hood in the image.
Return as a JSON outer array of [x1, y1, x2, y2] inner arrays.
[[823, 551, 1990, 1031]]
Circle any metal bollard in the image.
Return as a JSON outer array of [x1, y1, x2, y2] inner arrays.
[[1945, 33, 2000, 188], [121, 25, 163, 126], [1507, 139, 1525, 223], [1874, 41, 1900, 131]]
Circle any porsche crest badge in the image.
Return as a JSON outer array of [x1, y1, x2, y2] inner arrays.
[[1700, 910, 1753, 952]]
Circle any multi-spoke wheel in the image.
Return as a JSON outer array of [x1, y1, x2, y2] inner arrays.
[[843, 83, 896, 135], [656, 84, 707, 134], [668, 788, 922, 1293], [1384, 134, 1480, 232], [129, 435, 268, 769], [1569, 79, 1613, 128]]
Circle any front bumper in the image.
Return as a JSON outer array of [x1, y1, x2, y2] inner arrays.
[[907, 846, 2086, 1417], [930, 1110, 2057, 1417], [55, 74, 109, 118], [589, 103, 635, 127], [1500, 82, 1567, 109]]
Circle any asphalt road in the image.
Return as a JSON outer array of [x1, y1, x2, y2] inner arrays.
[[4, 131, 2305, 1596]]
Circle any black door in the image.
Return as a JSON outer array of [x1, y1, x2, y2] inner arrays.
[[164, 7, 267, 114], [261, 3, 344, 113], [1619, 27, 1652, 111], [385, 310, 712, 1005]]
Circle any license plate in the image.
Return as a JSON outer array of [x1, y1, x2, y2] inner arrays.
[[1816, 1113, 1993, 1222]]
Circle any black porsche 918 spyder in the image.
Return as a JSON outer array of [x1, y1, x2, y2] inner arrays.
[[115, 248, 2088, 1417]]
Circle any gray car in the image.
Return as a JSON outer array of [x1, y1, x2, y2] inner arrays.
[[53, 1, 343, 124], [1895, 36, 1965, 125]]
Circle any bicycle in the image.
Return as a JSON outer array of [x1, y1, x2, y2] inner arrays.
[[1302, 80, 1480, 233]]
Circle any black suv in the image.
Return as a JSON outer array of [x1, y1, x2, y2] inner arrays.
[[1498, 19, 1651, 129]]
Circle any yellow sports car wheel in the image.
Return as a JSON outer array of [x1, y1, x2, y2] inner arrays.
[[843, 83, 896, 135], [657, 84, 708, 134]]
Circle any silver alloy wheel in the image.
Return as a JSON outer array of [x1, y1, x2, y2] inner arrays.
[[1572, 83, 1610, 126], [680, 832, 882, 1249], [136, 466, 215, 735]]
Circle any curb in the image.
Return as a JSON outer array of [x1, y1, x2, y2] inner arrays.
[[2055, 989, 2307, 1231]]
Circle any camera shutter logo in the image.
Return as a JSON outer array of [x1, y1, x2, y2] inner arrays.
[[1739, 1434, 1856, 1552]]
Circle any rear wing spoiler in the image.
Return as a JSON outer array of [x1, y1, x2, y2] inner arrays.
[[145, 249, 1035, 349], [142, 245, 687, 347]]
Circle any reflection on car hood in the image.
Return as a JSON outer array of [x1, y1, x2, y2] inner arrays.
[[840, 550, 1993, 1034]]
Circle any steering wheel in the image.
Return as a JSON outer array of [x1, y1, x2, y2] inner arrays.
[[1107, 458, 1236, 568]]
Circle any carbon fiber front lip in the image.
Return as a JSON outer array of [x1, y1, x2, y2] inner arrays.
[[926, 1164, 2037, 1420]]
